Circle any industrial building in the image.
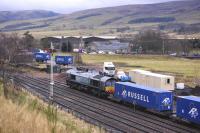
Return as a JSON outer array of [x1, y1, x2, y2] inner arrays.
[[40, 36, 130, 53]]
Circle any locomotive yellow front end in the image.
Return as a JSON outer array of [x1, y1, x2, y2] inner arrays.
[[104, 78, 116, 94]]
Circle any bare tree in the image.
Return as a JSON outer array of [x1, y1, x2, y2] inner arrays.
[[0, 33, 22, 98], [181, 37, 193, 56], [133, 30, 168, 54], [0, 34, 7, 63], [21, 31, 35, 50]]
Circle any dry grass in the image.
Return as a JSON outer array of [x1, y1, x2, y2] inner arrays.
[[0, 97, 52, 133], [81, 54, 200, 87], [0, 82, 104, 133]]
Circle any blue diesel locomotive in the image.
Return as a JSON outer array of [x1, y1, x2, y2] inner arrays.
[[66, 68, 116, 96]]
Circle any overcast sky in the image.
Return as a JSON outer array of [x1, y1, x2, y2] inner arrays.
[[0, 0, 183, 13]]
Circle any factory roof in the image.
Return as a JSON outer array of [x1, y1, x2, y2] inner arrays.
[[52, 36, 117, 40]]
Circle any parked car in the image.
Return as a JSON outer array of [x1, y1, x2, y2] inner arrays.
[[108, 51, 115, 55], [98, 50, 105, 54], [170, 53, 177, 56], [89, 52, 97, 55]]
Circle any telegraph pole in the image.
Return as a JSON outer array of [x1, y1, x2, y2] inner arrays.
[[162, 39, 165, 55], [49, 42, 54, 101]]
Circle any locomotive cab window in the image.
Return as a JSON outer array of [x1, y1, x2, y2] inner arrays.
[[91, 79, 100, 87], [105, 67, 115, 70], [111, 80, 116, 86], [70, 74, 76, 80], [105, 81, 111, 86]]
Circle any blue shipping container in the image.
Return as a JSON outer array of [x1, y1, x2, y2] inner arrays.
[[55, 56, 73, 65], [34, 52, 50, 62], [176, 96, 200, 125], [114, 82, 173, 112]]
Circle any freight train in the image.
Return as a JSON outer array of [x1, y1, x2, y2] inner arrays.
[[66, 68, 200, 125]]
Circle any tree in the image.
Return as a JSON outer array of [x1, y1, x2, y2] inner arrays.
[[22, 31, 35, 50], [133, 30, 168, 54], [0, 34, 7, 62], [0, 33, 22, 98], [40, 38, 51, 49], [0, 33, 21, 63], [181, 39, 192, 56], [190, 39, 200, 49]]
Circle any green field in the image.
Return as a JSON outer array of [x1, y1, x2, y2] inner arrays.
[[81, 54, 200, 87]]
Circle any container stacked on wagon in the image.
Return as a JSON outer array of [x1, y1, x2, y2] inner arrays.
[[65, 65, 200, 125]]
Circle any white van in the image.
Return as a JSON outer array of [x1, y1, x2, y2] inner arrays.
[[103, 62, 115, 76]]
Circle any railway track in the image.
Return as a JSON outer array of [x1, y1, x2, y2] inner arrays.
[[13, 75, 200, 133], [15, 76, 145, 132], [43, 78, 200, 132]]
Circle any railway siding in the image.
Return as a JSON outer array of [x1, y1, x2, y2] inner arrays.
[[13, 75, 200, 133]]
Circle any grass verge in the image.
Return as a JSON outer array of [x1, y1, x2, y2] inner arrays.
[[0, 80, 104, 133]]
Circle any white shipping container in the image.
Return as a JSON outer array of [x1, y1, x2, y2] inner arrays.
[[129, 69, 175, 91], [129, 69, 151, 83]]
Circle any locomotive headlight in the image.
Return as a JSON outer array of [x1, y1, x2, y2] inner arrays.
[[105, 86, 115, 94]]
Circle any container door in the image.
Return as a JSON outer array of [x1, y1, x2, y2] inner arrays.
[[164, 77, 172, 91]]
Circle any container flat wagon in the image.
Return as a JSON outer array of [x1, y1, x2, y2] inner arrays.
[[114, 82, 173, 112], [176, 96, 200, 125]]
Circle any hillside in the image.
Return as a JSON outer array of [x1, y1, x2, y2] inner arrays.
[[0, 0, 200, 37], [0, 10, 61, 31], [0, 10, 60, 23]]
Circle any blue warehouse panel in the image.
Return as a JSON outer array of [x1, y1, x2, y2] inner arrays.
[[114, 82, 173, 112]]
